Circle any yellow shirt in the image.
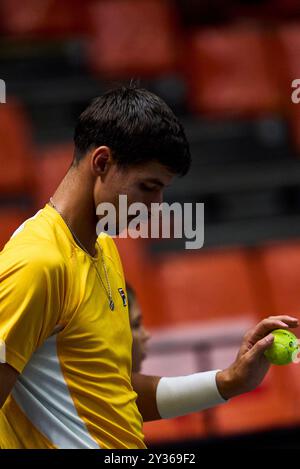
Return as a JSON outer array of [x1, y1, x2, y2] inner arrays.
[[0, 204, 145, 449]]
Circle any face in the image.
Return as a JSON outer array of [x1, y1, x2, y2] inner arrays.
[[129, 297, 150, 373], [91, 148, 175, 234]]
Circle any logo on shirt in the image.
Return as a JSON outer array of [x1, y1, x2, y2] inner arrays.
[[118, 288, 127, 307]]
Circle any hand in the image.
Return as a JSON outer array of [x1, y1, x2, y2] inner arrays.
[[216, 315, 299, 400]]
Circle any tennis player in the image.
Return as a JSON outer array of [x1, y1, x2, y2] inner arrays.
[[0, 86, 298, 448]]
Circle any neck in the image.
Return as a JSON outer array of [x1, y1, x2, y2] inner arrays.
[[50, 164, 98, 256]]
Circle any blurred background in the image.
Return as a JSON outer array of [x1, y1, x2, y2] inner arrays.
[[2, 0, 300, 449]]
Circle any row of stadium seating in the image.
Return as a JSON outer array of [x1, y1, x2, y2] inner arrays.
[[1, 102, 300, 196], [2, 4, 300, 127], [2, 97, 300, 250], [1, 0, 300, 38]]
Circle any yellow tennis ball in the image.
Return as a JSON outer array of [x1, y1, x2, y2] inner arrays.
[[264, 329, 299, 365]]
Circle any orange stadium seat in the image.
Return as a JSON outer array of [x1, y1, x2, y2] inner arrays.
[[116, 244, 264, 328], [185, 27, 279, 117], [258, 241, 300, 318], [87, 0, 179, 77], [35, 142, 73, 208], [1, 0, 89, 38], [0, 101, 35, 195], [155, 248, 259, 325]]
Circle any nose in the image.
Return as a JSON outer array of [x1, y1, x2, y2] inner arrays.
[[156, 190, 164, 205], [146, 192, 164, 218]]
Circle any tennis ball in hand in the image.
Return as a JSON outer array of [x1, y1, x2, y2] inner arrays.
[[264, 329, 299, 365]]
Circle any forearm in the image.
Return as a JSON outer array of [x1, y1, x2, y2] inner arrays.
[[132, 316, 299, 422], [132, 370, 226, 422]]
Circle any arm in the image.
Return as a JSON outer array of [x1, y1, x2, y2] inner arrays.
[[0, 246, 64, 407], [132, 373, 161, 422], [132, 315, 299, 422], [0, 363, 19, 409]]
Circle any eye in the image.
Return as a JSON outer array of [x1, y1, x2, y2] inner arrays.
[[139, 183, 157, 192]]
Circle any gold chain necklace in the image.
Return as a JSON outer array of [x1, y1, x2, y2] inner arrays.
[[49, 198, 115, 311]]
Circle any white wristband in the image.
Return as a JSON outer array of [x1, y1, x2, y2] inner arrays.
[[156, 370, 226, 419]]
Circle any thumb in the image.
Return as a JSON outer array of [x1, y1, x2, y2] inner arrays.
[[248, 333, 274, 360]]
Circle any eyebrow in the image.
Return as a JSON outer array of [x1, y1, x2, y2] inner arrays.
[[143, 178, 166, 188]]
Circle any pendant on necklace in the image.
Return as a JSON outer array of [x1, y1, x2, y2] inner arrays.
[[109, 299, 115, 311]]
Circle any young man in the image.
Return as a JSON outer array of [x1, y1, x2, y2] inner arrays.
[[0, 86, 298, 449]]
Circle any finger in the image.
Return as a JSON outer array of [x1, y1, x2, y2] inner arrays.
[[247, 333, 274, 361], [267, 316, 299, 326], [245, 317, 298, 346]]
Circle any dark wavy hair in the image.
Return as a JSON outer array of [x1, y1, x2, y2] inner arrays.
[[74, 85, 191, 176]]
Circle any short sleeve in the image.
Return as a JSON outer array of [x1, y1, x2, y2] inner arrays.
[[0, 245, 65, 373]]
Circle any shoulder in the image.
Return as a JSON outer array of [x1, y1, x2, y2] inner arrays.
[[1, 239, 65, 278]]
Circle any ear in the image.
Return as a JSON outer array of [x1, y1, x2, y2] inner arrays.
[[91, 146, 113, 177]]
